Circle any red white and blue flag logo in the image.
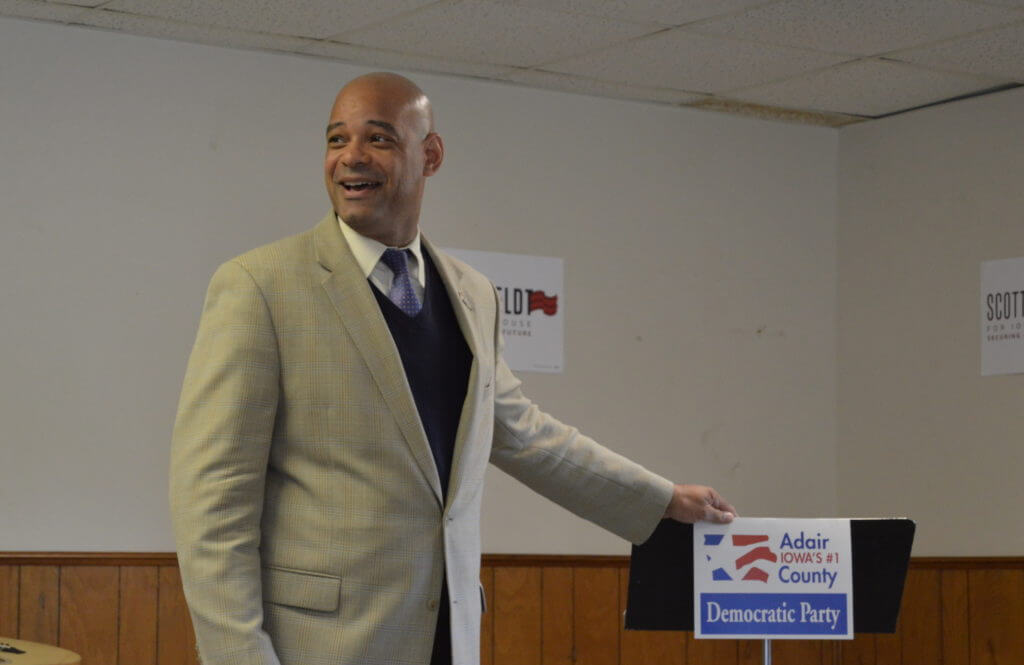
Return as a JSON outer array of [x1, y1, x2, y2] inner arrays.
[[704, 533, 778, 583]]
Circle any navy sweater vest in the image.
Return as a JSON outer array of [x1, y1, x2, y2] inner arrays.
[[371, 251, 472, 498]]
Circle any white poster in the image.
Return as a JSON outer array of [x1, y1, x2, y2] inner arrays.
[[981, 257, 1024, 376], [445, 248, 564, 373], [694, 518, 853, 640]]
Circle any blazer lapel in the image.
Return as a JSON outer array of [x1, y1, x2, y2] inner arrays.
[[423, 237, 489, 508], [313, 214, 444, 505]]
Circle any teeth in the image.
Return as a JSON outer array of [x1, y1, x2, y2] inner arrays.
[[342, 181, 379, 191]]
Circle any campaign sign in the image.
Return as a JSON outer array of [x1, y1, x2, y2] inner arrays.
[[444, 248, 564, 373], [981, 257, 1024, 376], [694, 518, 853, 639]]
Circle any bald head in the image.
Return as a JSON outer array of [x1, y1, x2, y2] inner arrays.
[[332, 72, 434, 137], [323, 72, 444, 246]]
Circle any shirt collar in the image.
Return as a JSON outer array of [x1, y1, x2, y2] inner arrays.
[[337, 215, 425, 288]]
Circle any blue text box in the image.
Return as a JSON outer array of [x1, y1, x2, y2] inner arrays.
[[700, 593, 848, 636]]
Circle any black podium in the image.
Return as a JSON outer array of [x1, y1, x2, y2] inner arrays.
[[625, 519, 915, 661]]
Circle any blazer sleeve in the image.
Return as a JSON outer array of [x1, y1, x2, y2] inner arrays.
[[486, 291, 674, 545], [170, 259, 282, 665]]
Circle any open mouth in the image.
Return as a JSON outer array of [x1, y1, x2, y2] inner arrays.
[[341, 181, 382, 192]]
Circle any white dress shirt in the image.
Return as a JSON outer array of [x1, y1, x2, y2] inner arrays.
[[338, 216, 426, 301]]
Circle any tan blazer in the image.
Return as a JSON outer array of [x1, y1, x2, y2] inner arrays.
[[170, 213, 674, 665]]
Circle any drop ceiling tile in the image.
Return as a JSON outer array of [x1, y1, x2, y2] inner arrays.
[[0, 0, 88, 21], [690, 0, 1021, 56], [101, 0, 435, 39], [545, 29, 848, 94], [970, 0, 1024, 7], [894, 21, 1024, 81], [726, 58, 1007, 116], [74, 9, 319, 52], [500, 69, 706, 104], [332, 0, 662, 67], [49, 0, 109, 6], [300, 40, 518, 79], [488, 0, 772, 27]]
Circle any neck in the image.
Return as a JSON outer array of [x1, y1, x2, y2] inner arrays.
[[347, 218, 417, 248]]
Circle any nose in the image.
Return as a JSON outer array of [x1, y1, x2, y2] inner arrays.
[[340, 138, 369, 169]]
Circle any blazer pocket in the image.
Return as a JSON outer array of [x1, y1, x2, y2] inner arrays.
[[261, 565, 341, 612]]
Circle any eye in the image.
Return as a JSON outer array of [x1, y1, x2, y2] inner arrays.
[[370, 134, 395, 144], [327, 134, 346, 146]]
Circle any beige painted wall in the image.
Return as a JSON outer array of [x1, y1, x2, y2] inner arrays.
[[0, 17, 840, 553], [837, 86, 1024, 555], [6, 13, 1020, 560]]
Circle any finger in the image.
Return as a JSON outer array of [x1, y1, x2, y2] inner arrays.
[[703, 505, 735, 524], [708, 490, 738, 519], [717, 499, 738, 518]]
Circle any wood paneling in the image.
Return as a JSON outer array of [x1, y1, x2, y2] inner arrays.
[[940, 569, 969, 665], [60, 566, 119, 665], [774, 640, 827, 665], [0, 553, 1021, 665], [18, 565, 59, 643], [573, 567, 619, 665], [494, 567, 542, 665], [875, 630, 901, 664], [120, 566, 158, 665], [899, 569, 941, 665], [968, 568, 1024, 665], [737, 639, 761, 665], [839, 634, 876, 665], [157, 566, 198, 665], [0, 565, 18, 636], [540, 567, 573, 665], [686, 634, 738, 665]]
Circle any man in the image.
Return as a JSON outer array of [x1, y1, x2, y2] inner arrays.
[[171, 73, 735, 665]]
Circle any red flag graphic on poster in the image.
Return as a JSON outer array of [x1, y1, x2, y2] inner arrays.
[[529, 290, 558, 316]]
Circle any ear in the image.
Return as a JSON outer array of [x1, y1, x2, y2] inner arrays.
[[422, 132, 444, 177]]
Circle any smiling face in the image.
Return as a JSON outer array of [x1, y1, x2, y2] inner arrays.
[[324, 74, 443, 247]]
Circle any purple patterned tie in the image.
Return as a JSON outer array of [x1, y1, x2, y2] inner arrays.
[[380, 248, 422, 316]]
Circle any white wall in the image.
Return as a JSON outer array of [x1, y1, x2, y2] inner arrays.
[[0, 16, 839, 553], [837, 86, 1024, 555]]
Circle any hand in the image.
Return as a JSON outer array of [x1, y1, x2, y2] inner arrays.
[[664, 484, 737, 524]]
